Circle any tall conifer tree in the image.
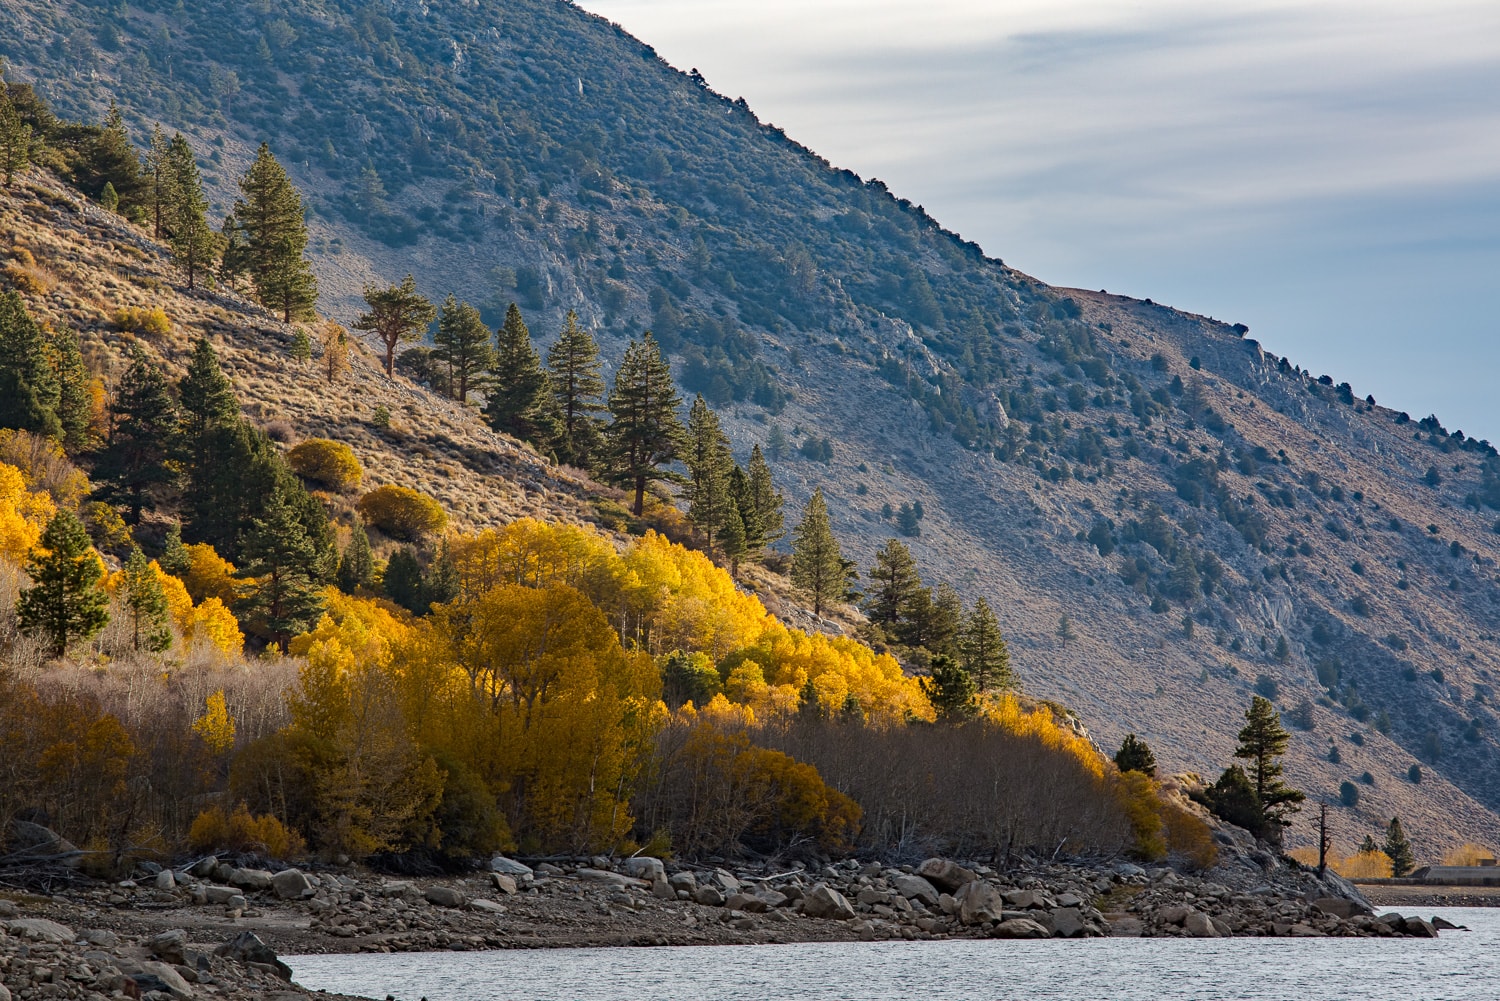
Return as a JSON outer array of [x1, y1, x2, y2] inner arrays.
[[959, 597, 1012, 691], [0, 289, 61, 439], [866, 538, 921, 630], [432, 294, 493, 403], [97, 346, 179, 524], [353, 273, 435, 377], [165, 134, 218, 288], [546, 310, 606, 469], [145, 123, 170, 240], [0, 77, 32, 187], [485, 302, 556, 444], [17, 510, 109, 658], [230, 143, 318, 321], [685, 395, 734, 552], [790, 488, 850, 617], [121, 545, 172, 652], [744, 445, 784, 553], [605, 333, 684, 516], [337, 518, 375, 593], [48, 327, 93, 454], [235, 484, 325, 649]]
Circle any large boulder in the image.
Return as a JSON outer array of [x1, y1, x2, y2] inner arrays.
[[956, 881, 1004, 926], [693, 885, 725, 907], [7, 918, 75, 944], [993, 918, 1051, 939], [489, 856, 534, 878], [1051, 907, 1086, 938], [148, 928, 188, 965], [490, 873, 518, 895], [424, 885, 467, 908], [802, 884, 856, 920], [916, 858, 977, 893], [891, 874, 941, 908], [154, 869, 177, 891], [725, 892, 769, 914], [215, 930, 292, 979], [7, 820, 81, 865], [622, 857, 666, 882], [228, 868, 273, 891], [132, 962, 193, 999], [1183, 911, 1220, 938], [1312, 896, 1372, 919], [272, 868, 315, 900], [577, 868, 649, 888], [205, 885, 240, 904]]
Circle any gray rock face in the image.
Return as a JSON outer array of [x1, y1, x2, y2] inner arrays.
[[1051, 907, 1085, 937], [6, 917, 74, 943], [578, 868, 650, 888], [668, 871, 698, 893], [154, 869, 177, 891], [623, 857, 665, 882], [489, 856, 534, 878], [228, 867, 273, 891], [215, 930, 292, 979], [1183, 911, 1220, 937], [693, 885, 725, 907], [8, 820, 80, 866], [205, 885, 240, 904], [1312, 896, 1372, 919], [134, 961, 193, 999], [917, 858, 977, 893], [490, 873, 518, 895], [271, 868, 315, 900], [802, 884, 856, 920], [471, 898, 505, 914], [726, 892, 769, 913], [149, 928, 188, 964], [957, 881, 1004, 926], [891, 873, 940, 908], [993, 918, 1051, 938], [424, 885, 468, 908], [1157, 903, 1192, 925]]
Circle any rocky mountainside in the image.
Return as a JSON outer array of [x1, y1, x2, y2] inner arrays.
[[5, 0, 1500, 855]]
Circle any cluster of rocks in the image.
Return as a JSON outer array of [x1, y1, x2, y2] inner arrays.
[[0, 896, 328, 1001]]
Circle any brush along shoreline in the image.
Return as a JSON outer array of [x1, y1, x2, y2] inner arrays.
[[0, 831, 1457, 1001]]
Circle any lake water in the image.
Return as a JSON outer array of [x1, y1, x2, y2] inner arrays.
[[288, 907, 1499, 1001]]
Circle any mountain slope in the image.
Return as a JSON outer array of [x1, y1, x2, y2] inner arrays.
[[5, 0, 1500, 855]]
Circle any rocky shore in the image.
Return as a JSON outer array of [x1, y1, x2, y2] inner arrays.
[[0, 829, 1456, 1000]]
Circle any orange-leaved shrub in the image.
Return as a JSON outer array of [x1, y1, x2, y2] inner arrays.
[[288, 439, 363, 491], [357, 484, 448, 540], [112, 306, 170, 336], [187, 803, 304, 858]]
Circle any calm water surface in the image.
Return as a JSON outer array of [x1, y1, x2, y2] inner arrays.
[[289, 907, 1499, 1001]]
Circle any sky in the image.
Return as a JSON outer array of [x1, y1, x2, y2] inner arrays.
[[577, 0, 1500, 441]]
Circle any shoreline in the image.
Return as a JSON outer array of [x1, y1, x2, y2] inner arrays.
[[1, 838, 1456, 1000]]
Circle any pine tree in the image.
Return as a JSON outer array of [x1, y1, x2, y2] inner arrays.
[[959, 597, 1012, 691], [1056, 613, 1077, 647], [165, 134, 218, 288], [291, 327, 312, 365], [48, 326, 93, 454], [17, 510, 109, 658], [1384, 817, 1416, 877], [383, 547, 426, 614], [337, 518, 375, 593], [719, 499, 747, 577], [234, 484, 325, 649], [684, 395, 735, 552], [432, 295, 493, 403], [97, 346, 179, 524], [897, 585, 935, 648], [485, 302, 557, 443], [743, 445, 784, 555], [605, 333, 684, 516], [1114, 733, 1157, 777], [790, 488, 849, 617], [177, 337, 238, 443], [353, 273, 436, 378], [121, 545, 172, 653], [546, 310, 606, 468], [866, 538, 921, 630], [182, 420, 282, 559], [0, 289, 62, 439], [926, 583, 963, 657], [921, 654, 978, 721], [159, 521, 189, 577], [99, 182, 119, 213], [1358, 833, 1380, 855], [766, 424, 789, 462], [0, 77, 32, 187], [1233, 694, 1305, 840], [82, 102, 143, 215], [145, 123, 170, 240], [230, 143, 318, 321]]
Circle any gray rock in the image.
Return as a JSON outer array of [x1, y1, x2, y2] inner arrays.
[[652, 877, 675, 900], [1183, 911, 1219, 937], [623, 857, 666, 882], [489, 856, 534, 878], [381, 880, 416, 898], [578, 868, 649, 888], [0, 900, 15, 919], [470, 898, 504, 914], [757, 890, 790, 910], [1054, 892, 1083, 908], [693, 886, 725, 906], [712, 869, 741, 894], [215, 930, 292, 979], [490, 873, 518, 895], [993, 917, 1051, 939], [6, 917, 74, 943], [149, 928, 188, 964], [957, 881, 1004, 926], [134, 962, 193, 999], [83, 928, 118, 947], [424, 886, 467, 908], [891, 873, 940, 908], [726, 892, 769, 913], [7, 820, 81, 866], [1432, 916, 1465, 931], [1051, 907, 1085, 937], [0, 982, 10, 1001], [1114, 862, 1147, 878], [154, 869, 177, 891], [271, 868, 315, 900], [1158, 903, 1192, 925], [1002, 888, 1041, 909], [228, 868, 273, 891], [204, 885, 240, 904], [1312, 896, 1372, 919], [803, 883, 856, 920], [190, 857, 218, 878], [916, 858, 977, 893], [1403, 917, 1438, 938], [668, 871, 698, 892]]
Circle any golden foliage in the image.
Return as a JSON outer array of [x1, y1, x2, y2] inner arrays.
[[192, 690, 237, 753], [0, 429, 89, 508], [1335, 849, 1395, 878], [288, 438, 363, 491], [181, 542, 240, 605], [184, 598, 244, 655], [357, 484, 448, 541], [0, 460, 55, 564], [112, 305, 170, 336], [187, 803, 303, 858], [1443, 843, 1496, 866]]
